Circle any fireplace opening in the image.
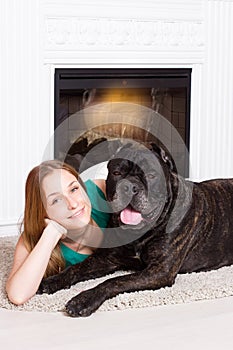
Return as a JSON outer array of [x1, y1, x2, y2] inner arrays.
[[54, 68, 191, 177]]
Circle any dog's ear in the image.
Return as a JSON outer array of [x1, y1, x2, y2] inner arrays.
[[150, 143, 176, 172]]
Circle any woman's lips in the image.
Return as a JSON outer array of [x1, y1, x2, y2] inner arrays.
[[68, 207, 85, 219]]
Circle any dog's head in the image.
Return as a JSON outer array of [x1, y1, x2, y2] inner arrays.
[[106, 142, 178, 231]]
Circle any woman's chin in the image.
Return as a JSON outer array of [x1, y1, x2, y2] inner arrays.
[[66, 218, 90, 232]]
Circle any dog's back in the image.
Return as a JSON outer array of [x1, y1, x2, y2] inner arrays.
[[179, 178, 233, 273]]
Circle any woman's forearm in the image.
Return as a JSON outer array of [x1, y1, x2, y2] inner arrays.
[[6, 228, 62, 305]]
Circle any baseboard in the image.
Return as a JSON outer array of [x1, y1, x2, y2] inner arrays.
[[0, 224, 19, 237]]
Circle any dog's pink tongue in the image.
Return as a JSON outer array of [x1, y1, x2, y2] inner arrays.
[[120, 207, 143, 225]]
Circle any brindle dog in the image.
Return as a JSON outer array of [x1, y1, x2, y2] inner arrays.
[[38, 142, 233, 317]]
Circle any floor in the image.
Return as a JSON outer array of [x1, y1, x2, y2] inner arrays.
[[1, 296, 233, 350]]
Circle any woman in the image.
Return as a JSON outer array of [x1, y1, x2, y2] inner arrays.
[[6, 160, 110, 305]]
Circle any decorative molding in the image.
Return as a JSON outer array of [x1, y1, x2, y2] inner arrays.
[[45, 17, 204, 50]]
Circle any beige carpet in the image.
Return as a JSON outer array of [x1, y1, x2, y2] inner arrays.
[[1, 236, 233, 314]]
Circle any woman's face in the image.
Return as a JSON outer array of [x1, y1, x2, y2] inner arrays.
[[42, 169, 91, 230]]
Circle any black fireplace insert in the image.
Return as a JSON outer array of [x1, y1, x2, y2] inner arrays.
[[54, 68, 191, 177]]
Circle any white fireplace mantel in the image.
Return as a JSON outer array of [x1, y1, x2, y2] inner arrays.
[[1, 0, 233, 235]]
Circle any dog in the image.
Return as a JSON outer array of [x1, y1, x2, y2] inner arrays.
[[38, 142, 233, 317]]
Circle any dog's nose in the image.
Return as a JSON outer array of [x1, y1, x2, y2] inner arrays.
[[123, 183, 139, 195]]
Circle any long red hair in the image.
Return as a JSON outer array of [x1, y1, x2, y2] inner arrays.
[[22, 160, 85, 277]]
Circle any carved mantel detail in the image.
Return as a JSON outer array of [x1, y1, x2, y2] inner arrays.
[[45, 17, 204, 50]]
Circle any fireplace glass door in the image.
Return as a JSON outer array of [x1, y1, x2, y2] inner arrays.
[[54, 68, 191, 177]]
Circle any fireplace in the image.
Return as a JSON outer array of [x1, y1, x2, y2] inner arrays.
[[54, 68, 191, 177], [3, 0, 233, 236]]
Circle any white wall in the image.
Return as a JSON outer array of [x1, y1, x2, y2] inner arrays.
[[0, 0, 233, 236]]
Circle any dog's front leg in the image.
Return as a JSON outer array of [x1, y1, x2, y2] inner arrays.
[[37, 249, 123, 295], [65, 265, 176, 317]]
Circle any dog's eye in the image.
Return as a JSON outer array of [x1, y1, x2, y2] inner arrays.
[[146, 173, 156, 179], [112, 171, 121, 176]]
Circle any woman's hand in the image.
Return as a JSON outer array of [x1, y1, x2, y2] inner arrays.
[[44, 218, 67, 240]]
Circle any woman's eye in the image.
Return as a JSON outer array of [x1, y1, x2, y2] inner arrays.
[[71, 186, 79, 193], [51, 198, 60, 205]]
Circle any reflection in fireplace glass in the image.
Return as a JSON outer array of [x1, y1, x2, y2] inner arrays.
[[54, 68, 191, 177]]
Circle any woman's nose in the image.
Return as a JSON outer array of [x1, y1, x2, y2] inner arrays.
[[66, 196, 78, 210]]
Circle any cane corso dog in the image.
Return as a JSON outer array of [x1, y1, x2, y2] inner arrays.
[[38, 142, 233, 317]]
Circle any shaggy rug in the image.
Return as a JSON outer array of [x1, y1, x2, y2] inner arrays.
[[1, 236, 233, 314]]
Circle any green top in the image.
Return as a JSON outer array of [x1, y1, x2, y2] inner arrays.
[[60, 179, 110, 267]]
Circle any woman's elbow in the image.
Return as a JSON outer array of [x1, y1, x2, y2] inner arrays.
[[6, 283, 33, 306], [7, 294, 26, 306]]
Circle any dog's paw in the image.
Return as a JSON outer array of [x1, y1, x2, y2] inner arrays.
[[37, 279, 57, 295], [65, 289, 105, 317], [37, 275, 70, 295]]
